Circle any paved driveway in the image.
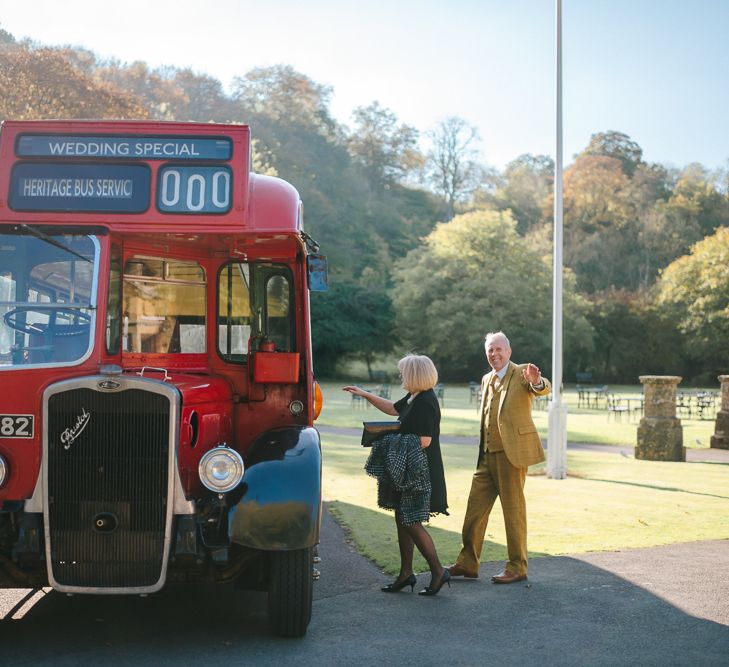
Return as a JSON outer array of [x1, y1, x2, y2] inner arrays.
[[1, 506, 727, 666]]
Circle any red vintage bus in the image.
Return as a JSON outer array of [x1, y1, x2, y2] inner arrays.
[[0, 120, 326, 637]]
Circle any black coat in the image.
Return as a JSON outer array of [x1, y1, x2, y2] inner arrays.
[[394, 389, 448, 515]]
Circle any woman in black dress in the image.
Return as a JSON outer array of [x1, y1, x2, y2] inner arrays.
[[343, 354, 450, 596]]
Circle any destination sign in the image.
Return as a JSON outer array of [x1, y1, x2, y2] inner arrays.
[[16, 135, 233, 161], [9, 163, 150, 213]]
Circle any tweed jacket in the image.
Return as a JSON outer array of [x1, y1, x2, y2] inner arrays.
[[478, 361, 552, 469]]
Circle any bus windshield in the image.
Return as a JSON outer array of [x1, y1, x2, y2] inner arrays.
[[0, 231, 97, 368]]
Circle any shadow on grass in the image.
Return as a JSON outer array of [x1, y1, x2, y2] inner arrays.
[[688, 459, 729, 467], [328, 499, 549, 576], [584, 477, 729, 500]]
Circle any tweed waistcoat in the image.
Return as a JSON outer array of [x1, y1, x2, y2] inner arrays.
[[484, 377, 504, 452]]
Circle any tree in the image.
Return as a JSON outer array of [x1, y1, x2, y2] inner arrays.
[[426, 116, 482, 220], [492, 153, 553, 234], [167, 68, 235, 122], [347, 102, 422, 187], [310, 281, 396, 376], [232, 65, 336, 136], [94, 59, 185, 120], [391, 209, 593, 380], [625, 163, 672, 288], [656, 227, 729, 378], [582, 130, 643, 176], [0, 26, 15, 46], [558, 155, 635, 292], [0, 45, 147, 120], [663, 164, 729, 240], [563, 155, 632, 231], [586, 289, 684, 382], [556, 142, 729, 293]]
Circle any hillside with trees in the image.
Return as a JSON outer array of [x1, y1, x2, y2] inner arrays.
[[1, 30, 727, 384]]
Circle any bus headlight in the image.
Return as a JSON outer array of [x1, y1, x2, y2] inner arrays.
[[0, 455, 7, 488], [198, 446, 244, 493]]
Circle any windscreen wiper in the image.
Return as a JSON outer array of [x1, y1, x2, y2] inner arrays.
[[20, 224, 93, 264]]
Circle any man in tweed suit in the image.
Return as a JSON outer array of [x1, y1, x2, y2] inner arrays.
[[448, 331, 551, 583]]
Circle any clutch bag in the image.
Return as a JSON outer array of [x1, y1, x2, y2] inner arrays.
[[361, 421, 401, 447]]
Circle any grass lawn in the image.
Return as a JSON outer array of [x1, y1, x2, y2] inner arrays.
[[322, 434, 729, 575], [317, 381, 727, 575], [319, 381, 719, 448]]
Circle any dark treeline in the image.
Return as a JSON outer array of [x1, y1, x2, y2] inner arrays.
[[1, 31, 727, 384]]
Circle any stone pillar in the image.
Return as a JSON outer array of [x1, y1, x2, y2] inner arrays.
[[636, 375, 685, 461], [710, 375, 729, 450]]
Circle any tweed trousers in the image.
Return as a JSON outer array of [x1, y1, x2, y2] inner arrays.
[[455, 450, 528, 576]]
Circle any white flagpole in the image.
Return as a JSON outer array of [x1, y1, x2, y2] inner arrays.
[[547, 0, 568, 479]]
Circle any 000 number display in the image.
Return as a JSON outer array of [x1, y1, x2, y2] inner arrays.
[[157, 165, 232, 214]]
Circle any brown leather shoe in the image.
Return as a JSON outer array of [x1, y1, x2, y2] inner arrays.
[[447, 564, 479, 578], [491, 571, 527, 584]]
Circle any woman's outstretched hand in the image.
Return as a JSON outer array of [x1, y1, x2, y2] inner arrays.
[[342, 385, 368, 397], [343, 385, 398, 416]]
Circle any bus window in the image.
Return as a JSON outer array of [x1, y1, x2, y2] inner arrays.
[[0, 232, 97, 368], [265, 273, 292, 351], [122, 257, 206, 354], [217, 262, 294, 361], [106, 245, 122, 354], [0, 270, 16, 364], [217, 262, 251, 362]]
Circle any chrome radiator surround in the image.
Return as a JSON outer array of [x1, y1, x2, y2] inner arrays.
[[42, 375, 180, 594]]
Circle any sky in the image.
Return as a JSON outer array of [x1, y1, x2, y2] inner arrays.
[[2, 0, 728, 171]]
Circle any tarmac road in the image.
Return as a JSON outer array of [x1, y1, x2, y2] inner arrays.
[[1, 504, 728, 666]]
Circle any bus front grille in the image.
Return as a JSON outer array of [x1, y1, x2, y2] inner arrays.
[[46, 387, 171, 590]]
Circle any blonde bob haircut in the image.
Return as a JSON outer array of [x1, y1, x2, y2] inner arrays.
[[398, 354, 438, 393]]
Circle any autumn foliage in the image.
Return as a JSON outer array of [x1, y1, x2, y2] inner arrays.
[[0, 44, 147, 120]]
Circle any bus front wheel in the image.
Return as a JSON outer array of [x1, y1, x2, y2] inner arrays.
[[267, 547, 313, 638]]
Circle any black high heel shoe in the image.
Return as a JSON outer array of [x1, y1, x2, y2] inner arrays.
[[418, 569, 451, 596], [381, 573, 417, 592]]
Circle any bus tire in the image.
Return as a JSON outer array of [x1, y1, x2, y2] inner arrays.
[[267, 547, 313, 638]]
